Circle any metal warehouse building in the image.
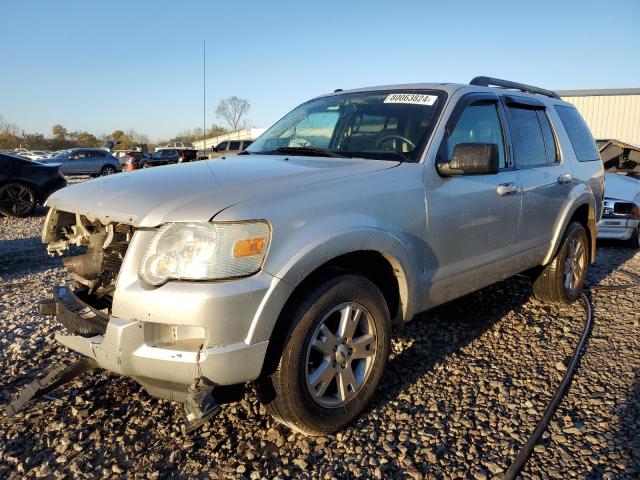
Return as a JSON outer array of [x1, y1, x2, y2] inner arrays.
[[557, 88, 640, 145]]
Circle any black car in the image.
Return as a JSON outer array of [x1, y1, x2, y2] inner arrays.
[[144, 148, 197, 168], [0, 153, 67, 217]]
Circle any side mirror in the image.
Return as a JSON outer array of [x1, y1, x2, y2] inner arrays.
[[437, 143, 499, 176]]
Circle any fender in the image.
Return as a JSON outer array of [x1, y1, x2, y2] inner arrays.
[[543, 190, 597, 265], [246, 221, 420, 345]]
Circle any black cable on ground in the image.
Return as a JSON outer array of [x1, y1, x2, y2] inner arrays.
[[504, 272, 640, 480]]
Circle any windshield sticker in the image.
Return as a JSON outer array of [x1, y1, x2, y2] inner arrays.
[[384, 93, 438, 106]]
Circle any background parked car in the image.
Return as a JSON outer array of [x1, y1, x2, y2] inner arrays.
[[39, 148, 121, 176], [0, 153, 67, 217], [155, 141, 195, 151], [597, 172, 640, 247], [20, 150, 51, 160], [142, 148, 196, 168], [120, 151, 152, 171], [197, 139, 253, 160]]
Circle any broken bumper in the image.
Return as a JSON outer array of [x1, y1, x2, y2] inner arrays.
[[597, 218, 639, 241], [44, 272, 291, 401]]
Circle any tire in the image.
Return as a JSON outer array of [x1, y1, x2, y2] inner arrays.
[[256, 274, 391, 435], [0, 182, 37, 217], [101, 165, 116, 176], [532, 222, 589, 304], [629, 226, 640, 249], [141, 163, 151, 169]]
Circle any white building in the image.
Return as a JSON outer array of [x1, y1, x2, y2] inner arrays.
[[557, 88, 640, 145]]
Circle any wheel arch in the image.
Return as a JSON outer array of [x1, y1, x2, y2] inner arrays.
[[543, 196, 597, 265], [257, 247, 409, 379]]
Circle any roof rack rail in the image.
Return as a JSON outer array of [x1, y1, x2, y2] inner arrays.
[[469, 76, 560, 99]]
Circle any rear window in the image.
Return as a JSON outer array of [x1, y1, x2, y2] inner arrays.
[[554, 105, 599, 162]]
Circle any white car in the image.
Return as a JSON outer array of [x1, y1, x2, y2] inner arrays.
[[21, 150, 50, 160], [597, 172, 640, 247]]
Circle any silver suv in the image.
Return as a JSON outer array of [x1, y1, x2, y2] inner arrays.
[[39, 77, 603, 435]]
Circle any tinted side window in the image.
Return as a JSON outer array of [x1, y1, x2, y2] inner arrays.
[[537, 111, 558, 163], [554, 105, 599, 162], [228, 141, 241, 150], [447, 102, 506, 168], [508, 107, 546, 167], [242, 141, 253, 149], [217, 142, 228, 151], [91, 151, 106, 158]]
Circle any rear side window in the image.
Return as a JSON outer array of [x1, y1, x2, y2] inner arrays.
[[554, 105, 599, 162], [508, 107, 556, 167], [90, 151, 106, 158], [228, 141, 241, 150]]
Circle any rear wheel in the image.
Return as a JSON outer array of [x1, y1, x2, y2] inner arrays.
[[256, 274, 391, 435], [532, 222, 589, 304], [0, 182, 37, 217], [101, 165, 116, 176], [141, 163, 151, 169]]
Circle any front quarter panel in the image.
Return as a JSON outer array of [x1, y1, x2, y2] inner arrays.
[[214, 163, 428, 341]]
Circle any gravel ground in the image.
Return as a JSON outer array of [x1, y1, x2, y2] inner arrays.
[[1, 209, 639, 479]]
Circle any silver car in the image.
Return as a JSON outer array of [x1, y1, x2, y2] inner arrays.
[[597, 172, 640, 247], [37, 77, 603, 435], [40, 148, 120, 176]]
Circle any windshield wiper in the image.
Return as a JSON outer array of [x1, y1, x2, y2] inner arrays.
[[270, 146, 345, 158]]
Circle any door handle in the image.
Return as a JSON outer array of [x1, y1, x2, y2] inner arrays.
[[496, 182, 519, 196], [558, 173, 573, 184]]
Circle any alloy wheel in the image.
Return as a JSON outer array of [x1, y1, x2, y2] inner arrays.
[[0, 184, 35, 216], [305, 302, 377, 408], [563, 236, 586, 291]]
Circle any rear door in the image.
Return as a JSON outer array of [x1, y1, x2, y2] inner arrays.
[[86, 150, 107, 173], [425, 93, 523, 305], [505, 96, 572, 264], [65, 150, 91, 174]]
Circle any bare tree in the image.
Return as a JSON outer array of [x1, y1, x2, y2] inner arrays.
[[215, 96, 250, 131]]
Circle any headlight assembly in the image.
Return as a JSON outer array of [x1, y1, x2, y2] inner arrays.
[[139, 221, 271, 286]]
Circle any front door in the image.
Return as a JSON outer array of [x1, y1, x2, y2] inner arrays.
[[425, 93, 522, 306]]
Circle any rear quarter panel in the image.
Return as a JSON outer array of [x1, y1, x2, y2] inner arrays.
[[544, 102, 604, 263]]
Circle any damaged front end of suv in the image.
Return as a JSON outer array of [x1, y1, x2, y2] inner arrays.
[[40, 209, 135, 336]]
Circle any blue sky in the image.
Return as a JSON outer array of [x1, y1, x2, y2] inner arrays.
[[1, 0, 638, 141]]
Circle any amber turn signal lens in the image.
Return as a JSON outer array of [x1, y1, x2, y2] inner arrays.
[[233, 237, 266, 258]]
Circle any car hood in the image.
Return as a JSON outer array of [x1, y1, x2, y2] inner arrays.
[[604, 173, 640, 202], [45, 154, 399, 227]]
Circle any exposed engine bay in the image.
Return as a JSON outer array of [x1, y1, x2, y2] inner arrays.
[[42, 209, 135, 314]]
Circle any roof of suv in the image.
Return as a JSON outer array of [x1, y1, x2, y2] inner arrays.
[[316, 77, 573, 107]]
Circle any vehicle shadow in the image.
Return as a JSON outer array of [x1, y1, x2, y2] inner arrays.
[[372, 273, 532, 410], [0, 236, 62, 277]]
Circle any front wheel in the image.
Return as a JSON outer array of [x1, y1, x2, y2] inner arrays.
[[256, 274, 391, 435], [532, 222, 589, 304]]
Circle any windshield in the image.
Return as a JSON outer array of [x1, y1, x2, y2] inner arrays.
[[247, 90, 445, 162]]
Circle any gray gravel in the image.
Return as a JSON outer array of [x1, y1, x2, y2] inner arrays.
[[1, 210, 639, 479]]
